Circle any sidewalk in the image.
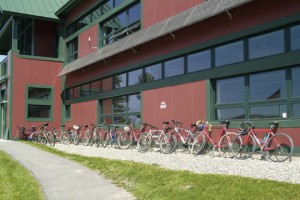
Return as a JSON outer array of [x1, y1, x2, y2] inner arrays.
[[0, 140, 135, 200]]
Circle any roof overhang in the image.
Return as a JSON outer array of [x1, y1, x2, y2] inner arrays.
[[0, 16, 12, 54], [58, 0, 253, 77]]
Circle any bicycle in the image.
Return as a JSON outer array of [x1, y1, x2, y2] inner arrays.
[[102, 124, 121, 148], [191, 120, 240, 158], [137, 121, 177, 154], [82, 124, 103, 147], [36, 123, 55, 147], [16, 125, 36, 141], [117, 122, 150, 150], [50, 125, 67, 144], [171, 120, 200, 153], [231, 121, 294, 162]]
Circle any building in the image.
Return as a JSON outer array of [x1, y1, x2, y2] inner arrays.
[[0, 0, 299, 152]]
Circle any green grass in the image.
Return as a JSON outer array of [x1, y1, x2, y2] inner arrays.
[[27, 142, 300, 200], [0, 150, 44, 200]]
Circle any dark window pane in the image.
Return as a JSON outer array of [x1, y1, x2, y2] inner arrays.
[[65, 105, 71, 119], [216, 108, 245, 120], [250, 70, 286, 101], [113, 96, 126, 113], [292, 104, 300, 117], [102, 99, 113, 115], [65, 88, 73, 100], [128, 115, 141, 124], [114, 73, 126, 88], [28, 87, 51, 99], [128, 94, 140, 112], [291, 24, 300, 51], [144, 63, 162, 82], [249, 30, 284, 59], [164, 57, 184, 78], [114, 116, 126, 124], [102, 77, 113, 92], [28, 105, 51, 118], [250, 105, 287, 119], [292, 67, 300, 97], [80, 83, 90, 97], [90, 80, 101, 94], [187, 50, 211, 73], [128, 3, 141, 24], [215, 41, 244, 67], [128, 69, 143, 86], [216, 77, 245, 104]]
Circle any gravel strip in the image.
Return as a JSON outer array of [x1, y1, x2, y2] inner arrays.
[[53, 143, 300, 184]]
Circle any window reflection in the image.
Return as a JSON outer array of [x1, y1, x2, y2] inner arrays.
[[80, 83, 90, 97], [113, 96, 126, 113], [215, 41, 244, 67], [216, 77, 245, 104], [128, 69, 143, 86], [128, 94, 140, 112], [187, 50, 211, 72], [144, 63, 162, 82], [292, 104, 300, 117], [102, 77, 113, 92], [164, 57, 184, 78], [216, 108, 245, 120], [292, 67, 300, 97], [90, 80, 101, 94], [250, 70, 286, 101], [28, 88, 51, 99], [291, 24, 300, 51], [114, 73, 127, 88], [28, 105, 51, 118], [250, 105, 287, 119]]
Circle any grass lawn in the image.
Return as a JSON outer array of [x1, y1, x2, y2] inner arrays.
[[0, 150, 44, 200], [27, 142, 300, 200]]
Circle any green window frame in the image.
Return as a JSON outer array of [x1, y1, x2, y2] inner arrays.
[[66, 37, 78, 63], [25, 85, 53, 121], [18, 18, 33, 56]]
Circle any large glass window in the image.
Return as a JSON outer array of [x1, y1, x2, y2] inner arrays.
[[187, 50, 211, 73], [292, 67, 300, 97], [102, 77, 113, 92], [114, 73, 127, 88], [215, 41, 244, 67], [216, 77, 245, 104], [216, 108, 245, 120], [144, 63, 162, 82], [128, 94, 141, 112], [249, 30, 284, 59], [66, 38, 78, 63], [250, 105, 287, 119], [164, 57, 184, 78], [128, 69, 143, 86], [18, 18, 33, 55], [90, 80, 101, 95], [292, 104, 300, 117], [249, 70, 286, 101], [26, 86, 52, 120], [80, 83, 91, 97], [290, 24, 300, 51]]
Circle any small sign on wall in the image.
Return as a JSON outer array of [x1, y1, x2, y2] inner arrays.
[[160, 101, 166, 109]]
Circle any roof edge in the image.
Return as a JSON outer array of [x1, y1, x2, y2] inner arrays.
[[56, 0, 83, 17]]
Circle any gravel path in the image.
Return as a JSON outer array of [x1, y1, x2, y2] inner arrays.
[[53, 144, 300, 184]]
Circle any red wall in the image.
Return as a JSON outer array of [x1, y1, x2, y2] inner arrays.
[[78, 24, 98, 58], [142, 0, 204, 28], [142, 81, 206, 129], [11, 53, 63, 138], [66, 0, 97, 22]]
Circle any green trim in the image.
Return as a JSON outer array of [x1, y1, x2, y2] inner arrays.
[[8, 50, 14, 140], [206, 80, 212, 121], [25, 84, 54, 122], [17, 53, 64, 62]]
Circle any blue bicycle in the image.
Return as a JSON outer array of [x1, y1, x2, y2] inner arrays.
[[103, 124, 120, 148]]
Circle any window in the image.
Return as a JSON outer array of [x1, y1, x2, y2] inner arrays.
[[67, 38, 78, 62], [80, 83, 91, 97], [213, 67, 299, 120], [18, 18, 33, 55], [144, 63, 162, 82], [100, 93, 141, 124], [128, 69, 143, 86], [114, 73, 126, 88], [187, 50, 211, 72], [102, 77, 113, 92], [250, 70, 286, 101], [215, 41, 244, 67], [90, 80, 101, 95], [100, 2, 141, 46], [65, 105, 71, 119], [164, 57, 184, 78], [26, 86, 52, 120], [249, 30, 284, 59], [290, 24, 300, 51]]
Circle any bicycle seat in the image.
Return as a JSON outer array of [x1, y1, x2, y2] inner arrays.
[[162, 121, 169, 125]]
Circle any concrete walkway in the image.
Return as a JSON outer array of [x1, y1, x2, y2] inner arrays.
[[0, 140, 135, 200]]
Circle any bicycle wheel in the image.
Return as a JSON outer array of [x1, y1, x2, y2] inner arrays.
[[103, 132, 110, 148], [47, 132, 55, 147], [137, 132, 151, 153], [16, 131, 23, 140], [232, 134, 256, 160], [118, 132, 133, 149], [31, 132, 38, 142], [218, 133, 239, 158], [82, 130, 91, 146], [159, 132, 177, 154], [73, 132, 81, 145], [38, 132, 47, 144], [62, 132, 71, 144], [95, 131, 102, 147], [191, 133, 206, 155], [186, 133, 198, 153], [266, 132, 294, 162]]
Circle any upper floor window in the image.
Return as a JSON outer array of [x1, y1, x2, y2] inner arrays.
[[290, 24, 300, 51], [187, 50, 211, 73], [100, 2, 141, 46], [215, 41, 244, 67], [18, 18, 33, 55], [66, 38, 78, 63]]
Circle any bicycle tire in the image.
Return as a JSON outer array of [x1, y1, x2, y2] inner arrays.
[[73, 132, 80, 145], [62, 132, 71, 144], [232, 134, 256, 160], [103, 132, 110, 148], [38, 132, 47, 144], [83, 130, 91, 146], [47, 132, 55, 147], [191, 133, 206, 155], [159, 132, 177, 154], [16, 131, 23, 140], [218, 133, 239, 158], [118, 132, 133, 149], [186, 133, 198, 153], [137, 132, 151, 153], [266, 132, 294, 162], [31, 132, 38, 142]]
